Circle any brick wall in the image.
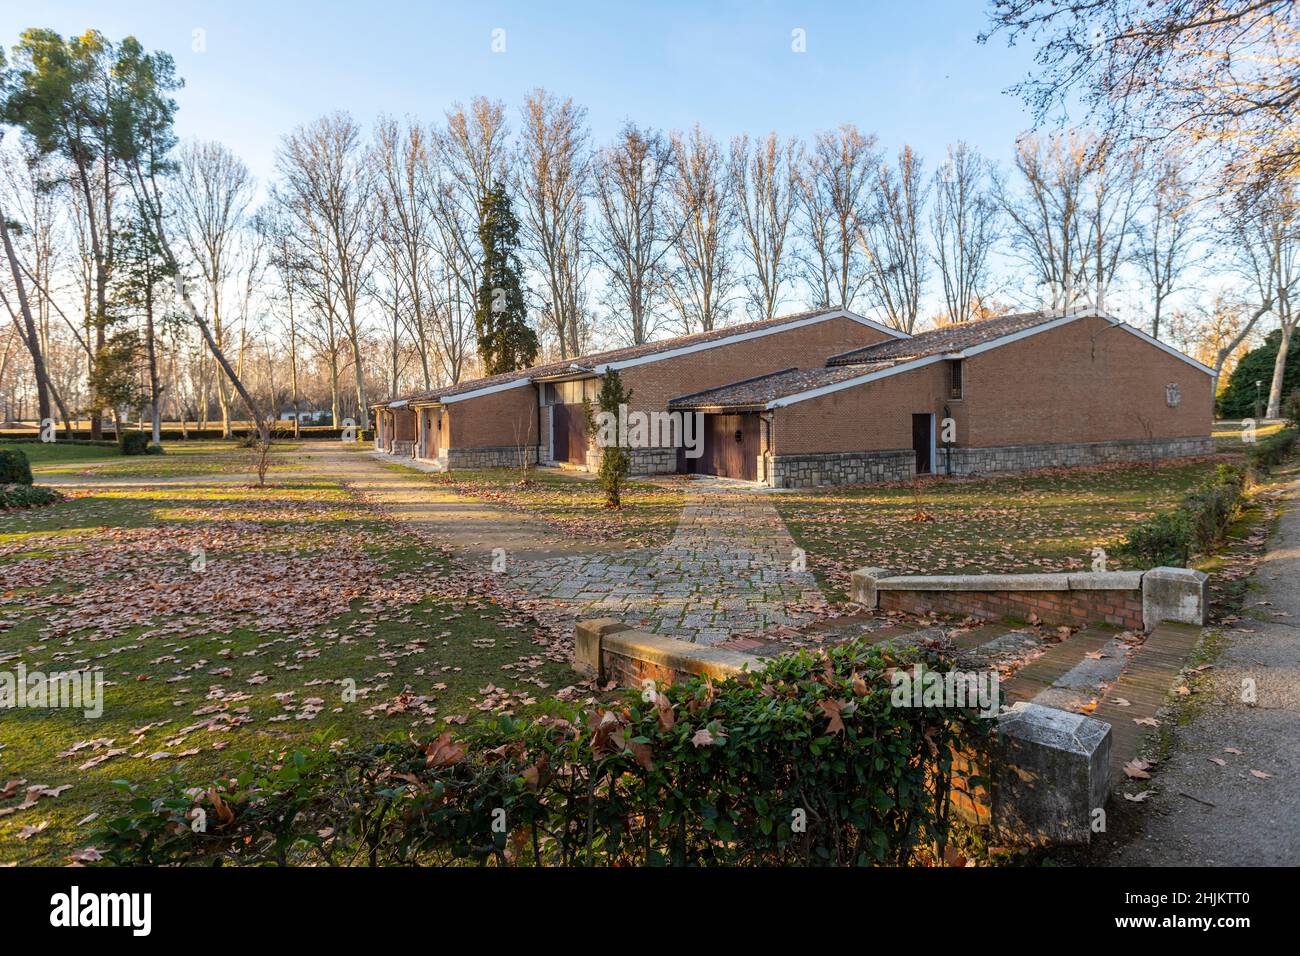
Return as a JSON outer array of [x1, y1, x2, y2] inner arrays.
[[773, 315, 1211, 457], [963, 315, 1211, 446], [879, 587, 1145, 631], [445, 385, 539, 449]]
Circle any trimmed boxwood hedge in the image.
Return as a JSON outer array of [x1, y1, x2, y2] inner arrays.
[[0, 447, 34, 485], [93, 639, 992, 867], [0, 483, 63, 510]]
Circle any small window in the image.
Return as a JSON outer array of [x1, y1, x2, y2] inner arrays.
[[949, 360, 963, 400]]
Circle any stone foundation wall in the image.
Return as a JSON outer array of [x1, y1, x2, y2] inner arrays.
[[770, 449, 913, 488], [446, 445, 539, 469], [943, 436, 1213, 476], [390, 439, 415, 458], [880, 586, 1145, 631], [628, 446, 679, 476]]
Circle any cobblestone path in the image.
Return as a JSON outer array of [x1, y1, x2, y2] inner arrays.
[[508, 483, 826, 644], [320, 445, 825, 644]]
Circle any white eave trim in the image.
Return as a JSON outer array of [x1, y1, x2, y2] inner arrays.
[[389, 399, 409, 409], [440, 376, 534, 404], [595, 309, 907, 373]]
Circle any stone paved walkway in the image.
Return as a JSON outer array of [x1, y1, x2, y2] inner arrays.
[[509, 482, 825, 644], [311, 443, 825, 644]]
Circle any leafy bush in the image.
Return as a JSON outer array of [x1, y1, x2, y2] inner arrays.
[[0, 483, 63, 510], [93, 639, 991, 867], [0, 447, 33, 485], [1116, 509, 1192, 568], [1283, 390, 1300, 428], [1245, 426, 1297, 474], [1117, 463, 1247, 567], [119, 431, 154, 456]]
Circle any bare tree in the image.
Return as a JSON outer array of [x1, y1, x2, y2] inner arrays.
[[172, 140, 254, 436], [430, 99, 510, 378], [1214, 188, 1293, 406], [592, 123, 678, 345], [998, 132, 1090, 311], [666, 124, 737, 333], [731, 133, 801, 321], [1235, 185, 1299, 418], [516, 90, 590, 357], [984, 1, 1300, 192], [1077, 140, 1144, 312], [797, 125, 877, 311], [1136, 154, 1201, 339], [276, 112, 375, 427], [262, 209, 305, 437], [930, 142, 1000, 323], [373, 116, 437, 389], [860, 145, 930, 334]]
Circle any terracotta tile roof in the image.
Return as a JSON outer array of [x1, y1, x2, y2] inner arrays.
[[667, 362, 899, 410], [377, 307, 876, 406], [826, 309, 1066, 366]]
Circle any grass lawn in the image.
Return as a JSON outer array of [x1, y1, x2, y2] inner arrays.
[[6, 438, 302, 480], [776, 457, 1231, 600], [1213, 420, 1286, 453], [436, 466, 686, 546], [0, 445, 580, 865]]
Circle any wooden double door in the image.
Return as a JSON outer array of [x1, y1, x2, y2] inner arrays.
[[687, 412, 760, 481]]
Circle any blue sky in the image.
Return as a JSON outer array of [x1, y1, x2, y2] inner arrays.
[[1, 1, 1042, 185]]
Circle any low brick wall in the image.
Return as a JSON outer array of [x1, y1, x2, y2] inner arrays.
[[770, 449, 913, 488], [881, 584, 1145, 631], [446, 445, 539, 469], [852, 567, 1207, 632]]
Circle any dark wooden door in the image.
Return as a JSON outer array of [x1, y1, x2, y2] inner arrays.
[[912, 413, 932, 475], [552, 404, 588, 464], [552, 406, 568, 462], [701, 413, 759, 480]]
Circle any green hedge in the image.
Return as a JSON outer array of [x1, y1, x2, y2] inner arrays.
[[118, 432, 156, 456], [0, 483, 63, 510], [93, 639, 991, 867], [1246, 426, 1297, 474], [1116, 463, 1248, 568], [0, 425, 355, 442], [0, 447, 33, 485]]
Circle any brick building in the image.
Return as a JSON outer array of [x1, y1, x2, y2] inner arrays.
[[667, 308, 1214, 487], [372, 307, 900, 470]]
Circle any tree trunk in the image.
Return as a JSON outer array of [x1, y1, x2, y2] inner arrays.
[[1266, 317, 1294, 419], [144, 280, 162, 447], [1, 205, 53, 428]]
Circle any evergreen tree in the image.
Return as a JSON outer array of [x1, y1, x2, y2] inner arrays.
[[1219, 329, 1300, 419], [583, 368, 633, 508], [474, 183, 538, 375]]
